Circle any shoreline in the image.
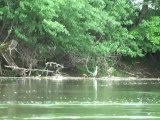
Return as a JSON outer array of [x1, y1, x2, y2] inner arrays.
[[0, 76, 160, 81]]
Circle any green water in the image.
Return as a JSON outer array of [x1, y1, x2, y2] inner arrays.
[[0, 78, 160, 119]]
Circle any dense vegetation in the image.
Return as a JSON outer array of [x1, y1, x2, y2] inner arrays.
[[0, 0, 160, 76]]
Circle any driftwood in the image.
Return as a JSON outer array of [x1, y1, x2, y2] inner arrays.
[[44, 62, 64, 74], [5, 61, 65, 77], [5, 65, 54, 73], [5, 65, 55, 76]]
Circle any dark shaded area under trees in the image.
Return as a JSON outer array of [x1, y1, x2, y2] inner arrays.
[[0, 0, 160, 77]]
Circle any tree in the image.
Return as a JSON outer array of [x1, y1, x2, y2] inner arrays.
[[131, 0, 160, 54], [1, 0, 159, 76]]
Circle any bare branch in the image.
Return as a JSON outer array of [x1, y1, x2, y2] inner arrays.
[[45, 62, 64, 74], [0, 61, 2, 75], [2, 21, 14, 44], [5, 65, 55, 73]]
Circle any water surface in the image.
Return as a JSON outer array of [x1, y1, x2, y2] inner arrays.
[[0, 77, 160, 119]]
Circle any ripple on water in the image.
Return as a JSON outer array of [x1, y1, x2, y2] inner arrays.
[[9, 115, 160, 120], [0, 78, 160, 119]]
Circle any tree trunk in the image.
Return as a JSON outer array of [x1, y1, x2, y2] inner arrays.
[[136, 0, 149, 25]]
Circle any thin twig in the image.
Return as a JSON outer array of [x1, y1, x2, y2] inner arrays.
[[0, 61, 2, 75]]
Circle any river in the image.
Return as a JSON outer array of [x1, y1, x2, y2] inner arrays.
[[0, 77, 160, 119]]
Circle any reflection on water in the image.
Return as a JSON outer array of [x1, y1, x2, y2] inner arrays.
[[0, 78, 160, 119]]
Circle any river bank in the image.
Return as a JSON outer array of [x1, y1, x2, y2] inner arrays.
[[1, 55, 160, 78], [0, 76, 160, 81]]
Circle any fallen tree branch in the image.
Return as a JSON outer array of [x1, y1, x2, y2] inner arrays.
[[44, 62, 64, 74], [5, 65, 54, 73], [120, 69, 136, 76]]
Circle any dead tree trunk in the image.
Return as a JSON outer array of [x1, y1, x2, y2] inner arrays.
[[1, 52, 25, 76]]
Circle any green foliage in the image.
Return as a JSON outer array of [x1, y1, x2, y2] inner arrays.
[[1, 0, 160, 73], [0, 0, 139, 57], [145, 17, 160, 45], [129, 0, 160, 54], [131, 16, 160, 53]]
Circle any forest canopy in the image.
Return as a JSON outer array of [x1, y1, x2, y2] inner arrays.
[[0, 0, 160, 75]]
